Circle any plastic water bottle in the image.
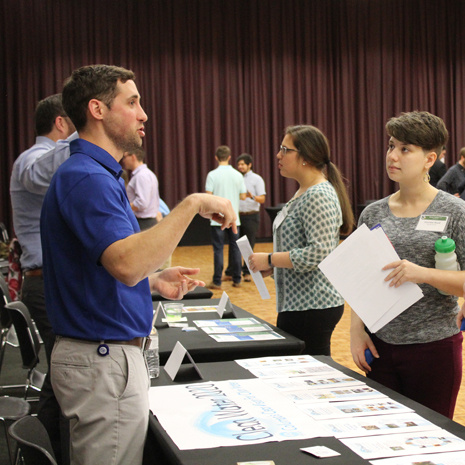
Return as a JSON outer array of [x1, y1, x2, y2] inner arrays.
[[434, 236, 459, 295], [144, 327, 160, 378]]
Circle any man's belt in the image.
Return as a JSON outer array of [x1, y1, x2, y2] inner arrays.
[[24, 268, 43, 277], [62, 336, 145, 349], [106, 337, 145, 348]]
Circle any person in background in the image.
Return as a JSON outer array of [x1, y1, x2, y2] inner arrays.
[[351, 111, 465, 419], [40, 64, 237, 465], [436, 147, 465, 195], [224, 153, 266, 282], [121, 147, 160, 230], [205, 145, 247, 289], [428, 145, 447, 187], [10, 93, 75, 464], [248, 125, 354, 356]]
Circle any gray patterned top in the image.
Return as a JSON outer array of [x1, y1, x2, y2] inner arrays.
[[274, 181, 344, 312], [358, 190, 465, 344]]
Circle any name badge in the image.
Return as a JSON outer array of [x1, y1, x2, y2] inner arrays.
[[273, 206, 287, 232], [415, 214, 449, 232]]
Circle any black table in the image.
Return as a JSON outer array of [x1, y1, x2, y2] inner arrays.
[[154, 298, 305, 365], [145, 356, 465, 465], [151, 286, 213, 301]]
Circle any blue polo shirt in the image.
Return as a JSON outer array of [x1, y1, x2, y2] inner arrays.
[[40, 139, 152, 340]]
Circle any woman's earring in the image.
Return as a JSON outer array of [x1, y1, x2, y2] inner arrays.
[[303, 162, 306, 166], [423, 171, 431, 183]]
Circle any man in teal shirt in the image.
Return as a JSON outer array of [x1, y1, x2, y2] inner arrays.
[[205, 145, 246, 288]]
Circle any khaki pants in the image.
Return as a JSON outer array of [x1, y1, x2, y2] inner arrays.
[[51, 337, 150, 465]]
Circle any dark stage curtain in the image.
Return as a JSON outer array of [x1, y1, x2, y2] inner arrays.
[[1, 0, 465, 239]]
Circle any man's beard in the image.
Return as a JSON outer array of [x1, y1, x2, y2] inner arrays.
[[103, 120, 142, 154]]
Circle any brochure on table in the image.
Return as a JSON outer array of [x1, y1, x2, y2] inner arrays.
[[318, 224, 424, 333], [193, 317, 284, 342]]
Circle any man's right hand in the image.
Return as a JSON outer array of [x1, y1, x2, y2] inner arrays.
[[191, 193, 238, 233]]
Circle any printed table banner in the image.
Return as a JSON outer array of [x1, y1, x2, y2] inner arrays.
[[149, 378, 328, 450]]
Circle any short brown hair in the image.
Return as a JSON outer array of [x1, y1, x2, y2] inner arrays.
[[62, 64, 135, 132], [385, 111, 449, 157], [215, 145, 231, 161], [34, 94, 65, 136]]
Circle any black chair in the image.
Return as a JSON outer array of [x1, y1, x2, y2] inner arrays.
[[0, 396, 31, 465], [4, 302, 45, 399], [0, 276, 13, 376], [9, 415, 58, 465]]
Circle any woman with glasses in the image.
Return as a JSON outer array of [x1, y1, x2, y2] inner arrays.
[[248, 125, 354, 355]]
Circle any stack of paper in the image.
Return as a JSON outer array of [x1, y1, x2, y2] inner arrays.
[[318, 224, 423, 332]]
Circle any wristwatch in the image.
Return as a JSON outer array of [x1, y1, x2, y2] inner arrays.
[[268, 253, 274, 268]]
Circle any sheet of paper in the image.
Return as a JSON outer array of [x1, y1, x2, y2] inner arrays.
[[301, 399, 413, 420], [208, 331, 284, 342], [369, 450, 465, 465], [323, 412, 437, 439], [194, 318, 261, 328], [235, 355, 319, 369], [236, 235, 271, 299], [262, 373, 364, 391], [318, 224, 423, 332], [163, 341, 187, 380], [341, 428, 465, 460], [281, 385, 387, 404]]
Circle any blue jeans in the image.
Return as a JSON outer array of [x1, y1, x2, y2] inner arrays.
[[211, 226, 241, 285]]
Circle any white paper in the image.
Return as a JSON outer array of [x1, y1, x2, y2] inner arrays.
[[263, 372, 364, 391], [369, 450, 465, 465], [208, 331, 284, 342], [236, 235, 271, 299], [301, 399, 413, 420], [194, 317, 261, 327], [217, 291, 228, 317], [324, 413, 437, 438], [245, 364, 340, 380], [282, 385, 387, 404], [301, 445, 341, 457], [341, 428, 465, 460], [235, 355, 319, 369], [163, 341, 187, 380], [318, 224, 423, 332]]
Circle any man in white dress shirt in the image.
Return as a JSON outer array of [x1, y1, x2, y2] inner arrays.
[[121, 147, 160, 230]]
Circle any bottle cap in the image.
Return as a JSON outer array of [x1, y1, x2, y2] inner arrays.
[[434, 236, 456, 253]]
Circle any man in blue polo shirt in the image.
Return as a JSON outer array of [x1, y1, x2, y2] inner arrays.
[[40, 65, 237, 465]]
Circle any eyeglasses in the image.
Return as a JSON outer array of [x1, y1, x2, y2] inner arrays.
[[279, 145, 299, 156]]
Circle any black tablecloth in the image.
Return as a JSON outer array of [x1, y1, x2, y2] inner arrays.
[[152, 286, 213, 301], [145, 356, 465, 465], [154, 298, 305, 365]]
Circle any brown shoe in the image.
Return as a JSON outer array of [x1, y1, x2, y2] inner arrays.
[[243, 275, 252, 282], [232, 282, 241, 288], [222, 275, 233, 282], [207, 282, 222, 290]]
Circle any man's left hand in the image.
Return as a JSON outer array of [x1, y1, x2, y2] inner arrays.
[[150, 267, 205, 300]]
